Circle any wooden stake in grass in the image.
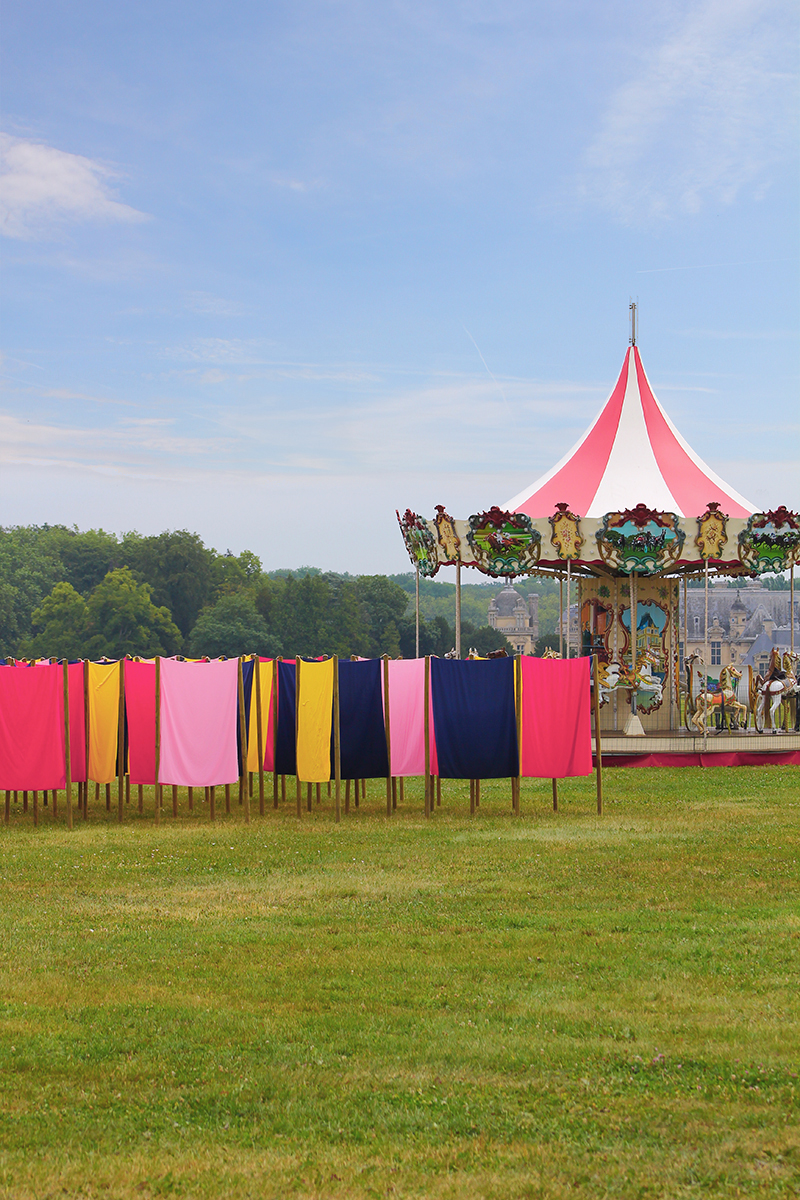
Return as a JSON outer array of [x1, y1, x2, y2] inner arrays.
[[210, 785, 216, 820], [424, 655, 431, 818], [255, 656, 265, 816], [154, 657, 161, 825], [117, 658, 125, 824], [4, 791, 9, 825], [172, 783, 178, 818], [333, 655, 341, 824], [138, 784, 143, 814], [592, 653, 604, 816], [63, 658, 72, 830], [33, 788, 38, 827], [188, 785, 193, 811], [552, 778, 558, 812], [238, 657, 250, 824], [383, 655, 392, 818]]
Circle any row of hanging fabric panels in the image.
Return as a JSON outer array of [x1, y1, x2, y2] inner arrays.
[[0, 656, 592, 792]]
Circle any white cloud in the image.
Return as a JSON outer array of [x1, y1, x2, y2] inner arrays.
[[0, 134, 148, 239], [580, 0, 798, 220]]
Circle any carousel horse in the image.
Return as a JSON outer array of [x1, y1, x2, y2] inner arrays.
[[541, 647, 562, 659], [754, 648, 800, 733], [632, 647, 663, 707], [684, 651, 707, 731], [689, 663, 748, 734]]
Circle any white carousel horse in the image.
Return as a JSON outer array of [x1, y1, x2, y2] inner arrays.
[[596, 649, 662, 708], [689, 663, 748, 734], [541, 647, 561, 659], [755, 649, 800, 733], [633, 647, 663, 707]]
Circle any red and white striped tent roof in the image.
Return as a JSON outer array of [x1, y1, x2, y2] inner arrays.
[[506, 345, 755, 519]]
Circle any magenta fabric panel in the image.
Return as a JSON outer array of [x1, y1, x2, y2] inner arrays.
[[384, 659, 438, 777], [125, 661, 156, 785], [67, 662, 86, 783], [158, 658, 239, 786], [520, 657, 592, 779], [0, 663, 66, 790], [260, 658, 276, 773]]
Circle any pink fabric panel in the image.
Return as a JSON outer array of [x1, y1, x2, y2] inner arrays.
[[125, 661, 156, 785], [514, 350, 629, 519], [158, 658, 239, 786], [260, 657, 276, 772], [520, 657, 592, 779], [67, 662, 86, 783], [384, 659, 438, 777], [0, 663, 66, 790], [634, 349, 751, 518]]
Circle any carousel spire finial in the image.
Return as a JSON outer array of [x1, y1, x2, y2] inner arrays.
[[629, 300, 637, 346]]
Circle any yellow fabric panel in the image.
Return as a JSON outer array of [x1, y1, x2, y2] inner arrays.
[[296, 658, 333, 783], [247, 659, 274, 771], [87, 661, 120, 783]]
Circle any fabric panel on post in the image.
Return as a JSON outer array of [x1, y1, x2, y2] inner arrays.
[[125, 660, 156, 785], [382, 658, 439, 778], [275, 660, 297, 776], [67, 662, 87, 783], [296, 658, 334, 783], [158, 658, 239, 787], [335, 658, 389, 780], [519, 656, 592, 778], [431, 657, 518, 779], [87, 661, 120, 783], [247, 658, 275, 771], [0, 662, 66, 790]]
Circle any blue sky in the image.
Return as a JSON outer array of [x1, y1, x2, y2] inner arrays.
[[1, 0, 798, 574]]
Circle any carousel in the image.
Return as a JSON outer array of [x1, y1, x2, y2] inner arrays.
[[397, 307, 800, 759]]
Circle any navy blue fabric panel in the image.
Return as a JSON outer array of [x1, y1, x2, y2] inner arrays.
[[334, 659, 389, 780], [236, 658, 254, 775], [430, 657, 519, 779], [276, 660, 297, 775]]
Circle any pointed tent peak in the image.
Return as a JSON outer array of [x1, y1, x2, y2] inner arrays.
[[505, 343, 755, 520]]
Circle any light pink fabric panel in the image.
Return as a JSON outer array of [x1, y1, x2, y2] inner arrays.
[[384, 659, 438, 777], [158, 658, 239, 786], [519, 656, 592, 779]]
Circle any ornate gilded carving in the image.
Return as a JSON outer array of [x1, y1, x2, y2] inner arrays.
[[738, 508, 800, 574], [596, 505, 685, 574], [396, 509, 439, 577], [695, 502, 728, 561], [466, 507, 541, 577], [549, 502, 584, 561]]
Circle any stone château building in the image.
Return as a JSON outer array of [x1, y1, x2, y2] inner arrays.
[[487, 584, 539, 654], [680, 578, 798, 677]]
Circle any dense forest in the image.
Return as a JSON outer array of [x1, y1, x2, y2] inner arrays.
[[0, 525, 562, 661]]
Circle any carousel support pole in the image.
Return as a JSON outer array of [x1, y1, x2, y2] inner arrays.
[[455, 559, 462, 658], [154, 657, 161, 825], [703, 560, 710, 752], [117, 658, 125, 823], [623, 570, 645, 737], [415, 567, 420, 659], [592, 654, 603, 816], [566, 559, 571, 658], [383, 655, 392, 818], [559, 576, 564, 658], [255, 658, 265, 817], [333, 656, 341, 823], [613, 579, 619, 732], [63, 660, 73, 830], [791, 564, 795, 655]]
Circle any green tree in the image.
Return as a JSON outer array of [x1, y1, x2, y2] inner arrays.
[[85, 568, 182, 658], [356, 576, 408, 657], [188, 594, 279, 659], [121, 530, 215, 638], [460, 622, 512, 657], [46, 527, 121, 594], [24, 582, 89, 660]]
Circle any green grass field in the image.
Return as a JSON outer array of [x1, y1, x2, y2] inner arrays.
[[2, 768, 798, 1198]]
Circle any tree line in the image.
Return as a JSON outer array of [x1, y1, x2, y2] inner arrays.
[[0, 525, 515, 661]]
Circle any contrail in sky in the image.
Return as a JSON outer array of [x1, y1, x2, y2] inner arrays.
[[462, 325, 518, 431]]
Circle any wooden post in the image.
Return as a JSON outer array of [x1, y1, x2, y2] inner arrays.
[[154, 657, 161, 824], [4, 791, 9, 825], [470, 778, 475, 817], [105, 781, 111, 812], [391, 777, 397, 810], [225, 782, 231, 814], [125, 776, 130, 806], [172, 783, 178, 818], [295, 659, 302, 819], [83, 660, 90, 819], [383, 655, 392, 818], [333, 656, 341, 823], [210, 785, 216, 821], [515, 651, 522, 815], [256, 658, 265, 816], [307, 782, 312, 813], [552, 778, 558, 812], [238, 657, 250, 824], [592, 654, 603, 816], [415, 567, 420, 659], [559, 576, 564, 658], [117, 658, 125, 823], [281, 775, 286, 803], [424, 655, 431, 817], [33, 789, 38, 827], [475, 779, 480, 808], [188, 786, 194, 811], [63, 659, 73, 830], [399, 778, 404, 806], [138, 784, 143, 813]]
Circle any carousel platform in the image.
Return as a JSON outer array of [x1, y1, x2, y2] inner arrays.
[[593, 729, 800, 767]]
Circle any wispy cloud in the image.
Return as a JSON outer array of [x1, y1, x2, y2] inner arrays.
[[0, 134, 148, 239], [580, 0, 797, 221]]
